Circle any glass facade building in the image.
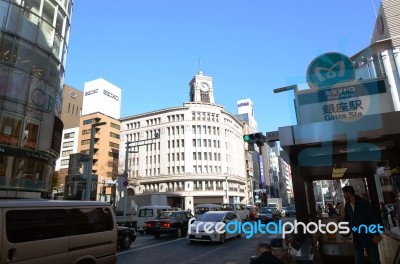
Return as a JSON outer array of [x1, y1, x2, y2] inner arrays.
[[0, 0, 73, 198]]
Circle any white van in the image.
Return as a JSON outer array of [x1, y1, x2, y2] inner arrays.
[[136, 205, 171, 234], [221, 203, 249, 221], [0, 199, 117, 264], [194, 204, 222, 218]]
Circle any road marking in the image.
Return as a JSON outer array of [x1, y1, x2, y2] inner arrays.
[[180, 244, 224, 264], [117, 238, 186, 255]]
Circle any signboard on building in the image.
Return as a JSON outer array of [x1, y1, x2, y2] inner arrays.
[[296, 79, 393, 124]]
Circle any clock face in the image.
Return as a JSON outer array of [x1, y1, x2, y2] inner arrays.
[[200, 82, 209, 92]]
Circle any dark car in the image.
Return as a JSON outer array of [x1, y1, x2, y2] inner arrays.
[[117, 226, 137, 249], [145, 210, 193, 238], [285, 205, 296, 217], [257, 207, 281, 223]]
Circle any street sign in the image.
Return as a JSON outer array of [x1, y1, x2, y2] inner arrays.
[[306, 52, 354, 89], [266, 131, 279, 142], [123, 172, 128, 178], [254, 189, 266, 193]]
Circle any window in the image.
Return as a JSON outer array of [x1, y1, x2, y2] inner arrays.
[[198, 152, 201, 160], [81, 139, 90, 145], [193, 152, 196, 160], [197, 139, 201, 147], [23, 121, 39, 149], [82, 129, 90, 135], [83, 119, 95, 125], [64, 132, 75, 139], [110, 123, 120, 129], [181, 153, 184, 161], [0, 114, 22, 146], [62, 150, 72, 157], [181, 139, 184, 147], [109, 142, 119, 149], [6, 207, 114, 242], [193, 139, 196, 147], [61, 159, 69, 166], [110, 132, 120, 139]]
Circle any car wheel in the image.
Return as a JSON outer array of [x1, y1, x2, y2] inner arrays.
[[176, 228, 183, 238], [120, 235, 132, 249], [154, 233, 160, 238], [219, 233, 226, 244]]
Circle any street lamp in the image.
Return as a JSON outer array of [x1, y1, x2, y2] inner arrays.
[[85, 121, 106, 200], [225, 175, 229, 203]]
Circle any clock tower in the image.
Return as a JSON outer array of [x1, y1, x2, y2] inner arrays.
[[189, 71, 215, 104]]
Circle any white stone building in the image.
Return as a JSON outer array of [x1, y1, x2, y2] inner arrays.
[[119, 71, 247, 211]]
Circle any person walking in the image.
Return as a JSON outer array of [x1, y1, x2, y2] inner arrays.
[[327, 204, 337, 217], [380, 202, 390, 231], [250, 242, 283, 264], [342, 185, 382, 264], [336, 202, 345, 217]]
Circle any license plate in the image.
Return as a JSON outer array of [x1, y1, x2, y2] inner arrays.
[[154, 223, 159, 228], [195, 233, 202, 238]]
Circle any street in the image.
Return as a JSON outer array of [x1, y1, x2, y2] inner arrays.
[[117, 220, 286, 264]]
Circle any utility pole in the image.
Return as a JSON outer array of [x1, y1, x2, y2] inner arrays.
[[85, 121, 106, 200], [121, 132, 160, 216]]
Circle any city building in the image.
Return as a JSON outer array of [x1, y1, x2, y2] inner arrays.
[[0, 0, 73, 198], [76, 112, 120, 202], [119, 71, 247, 211], [236, 99, 257, 132], [55, 84, 82, 189], [82, 78, 121, 120]]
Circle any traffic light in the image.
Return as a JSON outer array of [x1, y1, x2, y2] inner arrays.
[[243, 132, 266, 147]]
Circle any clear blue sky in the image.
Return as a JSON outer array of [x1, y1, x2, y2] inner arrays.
[[64, 0, 381, 133]]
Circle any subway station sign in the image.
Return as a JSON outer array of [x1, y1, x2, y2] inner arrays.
[[296, 79, 393, 124]]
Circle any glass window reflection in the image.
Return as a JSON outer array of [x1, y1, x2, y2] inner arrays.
[[18, 10, 39, 42], [1, 33, 14, 63], [33, 47, 48, 78], [13, 39, 34, 70], [0, 2, 10, 30], [0, 113, 22, 146], [7, 69, 29, 101], [5, 4, 21, 33], [37, 19, 53, 51]]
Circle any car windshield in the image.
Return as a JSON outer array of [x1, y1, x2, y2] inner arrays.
[[195, 207, 209, 215], [221, 204, 234, 210], [196, 213, 224, 222], [261, 208, 273, 213], [156, 212, 176, 220]]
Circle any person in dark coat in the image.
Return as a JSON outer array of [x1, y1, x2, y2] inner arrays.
[[342, 186, 382, 264], [250, 242, 283, 264]]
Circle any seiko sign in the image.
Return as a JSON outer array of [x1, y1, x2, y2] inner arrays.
[[103, 89, 119, 101], [85, 89, 98, 96]]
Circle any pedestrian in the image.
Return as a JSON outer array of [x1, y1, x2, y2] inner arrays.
[[380, 202, 390, 231], [249, 241, 283, 264], [336, 202, 345, 217], [389, 201, 397, 227], [396, 199, 400, 227], [316, 206, 323, 218], [342, 185, 382, 264], [327, 204, 337, 217], [270, 238, 296, 264]]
